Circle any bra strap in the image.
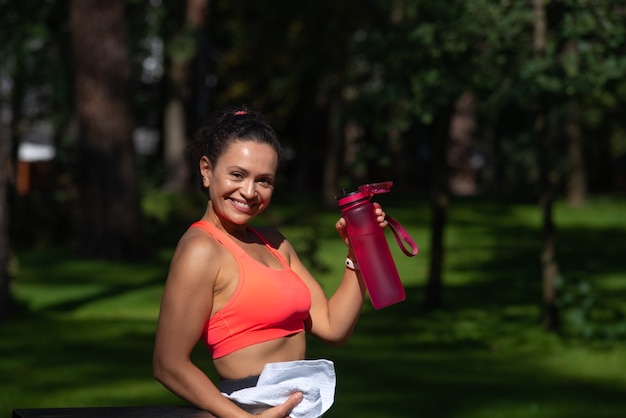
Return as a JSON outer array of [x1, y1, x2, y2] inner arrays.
[[386, 215, 418, 257]]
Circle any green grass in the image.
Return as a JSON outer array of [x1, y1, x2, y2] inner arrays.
[[2, 194, 626, 417]]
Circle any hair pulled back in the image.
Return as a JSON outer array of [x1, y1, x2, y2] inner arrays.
[[187, 105, 283, 191]]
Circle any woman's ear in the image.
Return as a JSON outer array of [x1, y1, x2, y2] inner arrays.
[[199, 156, 211, 188]]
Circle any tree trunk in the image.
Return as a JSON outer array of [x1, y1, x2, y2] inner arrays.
[[538, 112, 560, 332], [70, 0, 147, 260], [1, 53, 22, 320], [387, 0, 411, 192], [0, 106, 14, 321], [536, 110, 560, 332], [425, 190, 447, 311], [164, 99, 189, 190], [323, 93, 341, 207], [163, 0, 210, 191], [481, 110, 502, 194], [447, 91, 477, 196], [565, 101, 586, 207], [533, 0, 560, 332], [423, 107, 452, 311]]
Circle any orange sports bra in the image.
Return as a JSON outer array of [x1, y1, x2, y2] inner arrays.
[[190, 220, 311, 359]]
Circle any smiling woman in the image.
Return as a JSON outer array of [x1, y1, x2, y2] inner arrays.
[[152, 105, 389, 417], [201, 140, 278, 223]]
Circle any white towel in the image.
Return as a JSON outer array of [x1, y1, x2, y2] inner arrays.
[[223, 359, 336, 418]]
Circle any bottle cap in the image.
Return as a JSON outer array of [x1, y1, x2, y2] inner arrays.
[[336, 181, 393, 208]]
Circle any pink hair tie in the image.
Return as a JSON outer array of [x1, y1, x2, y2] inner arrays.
[[234, 111, 247, 116]]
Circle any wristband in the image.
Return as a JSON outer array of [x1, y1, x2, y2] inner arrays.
[[345, 257, 359, 271]]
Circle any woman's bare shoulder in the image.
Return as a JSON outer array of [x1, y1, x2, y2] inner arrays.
[[167, 227, 226, 284], [172, 228, 214, 257]]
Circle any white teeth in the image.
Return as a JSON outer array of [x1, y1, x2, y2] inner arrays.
[[231, 199, 250, 209]]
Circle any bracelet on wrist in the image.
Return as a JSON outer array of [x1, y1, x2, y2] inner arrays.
[[345, 257, 360, 271]]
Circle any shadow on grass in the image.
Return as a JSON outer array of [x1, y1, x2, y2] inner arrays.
[[308, 285, 626, 418], [11, 246, 172, 316], [304, 196, 626, 417], [0, 317, 179, 415]]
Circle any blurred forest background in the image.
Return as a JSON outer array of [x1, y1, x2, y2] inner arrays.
[[2, 0, 626, 320], [1, 0, 626, 416]]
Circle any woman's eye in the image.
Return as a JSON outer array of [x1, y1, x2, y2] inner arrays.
[[258, 178, 273, 187], [231, 172, 244, 179]]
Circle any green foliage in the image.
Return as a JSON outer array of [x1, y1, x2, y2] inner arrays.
[[4, 0, 625, 199], [0, 0, 71, 113], [558, 276, 626, 342], [141, 189, 205, 246], [166, 24, 201, 65]]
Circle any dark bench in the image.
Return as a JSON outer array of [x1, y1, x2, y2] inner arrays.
[[12, 406, 216, 418]]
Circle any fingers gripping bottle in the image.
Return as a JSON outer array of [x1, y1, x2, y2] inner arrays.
[[337, 182, 406, 309]]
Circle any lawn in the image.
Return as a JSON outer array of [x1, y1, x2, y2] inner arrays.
[[2, 193, 626, 417]]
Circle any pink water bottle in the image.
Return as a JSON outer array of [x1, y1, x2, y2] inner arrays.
[[337, 181, 410, 309]]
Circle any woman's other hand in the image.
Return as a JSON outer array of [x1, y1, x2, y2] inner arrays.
[[255, 391, 303, 417], [336, 202, 387, 247]]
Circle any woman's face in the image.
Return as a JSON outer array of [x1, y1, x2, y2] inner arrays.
[[203, 140, 279, 225]]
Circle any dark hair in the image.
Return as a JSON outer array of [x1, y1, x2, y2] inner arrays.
[[187, 105, 284, 191]]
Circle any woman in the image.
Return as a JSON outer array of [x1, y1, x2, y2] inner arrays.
[[153, 106, 387, 417]]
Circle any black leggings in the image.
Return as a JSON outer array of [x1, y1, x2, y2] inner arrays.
[[219, 375, 260, 395]]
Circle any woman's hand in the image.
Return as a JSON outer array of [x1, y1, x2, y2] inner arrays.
[[336, 202, 387, 248], [255, 392, 303, 417]]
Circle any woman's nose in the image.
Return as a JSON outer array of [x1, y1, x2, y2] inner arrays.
[[241, 180, 257, 198]]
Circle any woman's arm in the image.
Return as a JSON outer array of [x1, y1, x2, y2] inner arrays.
[[280, 204, 387, 345], [153, 233, 238, 416]]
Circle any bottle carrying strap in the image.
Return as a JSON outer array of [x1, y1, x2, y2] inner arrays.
[[386, 215, 419, 257]]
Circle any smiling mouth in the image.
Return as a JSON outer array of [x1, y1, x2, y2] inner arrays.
[[230, 198, 254, 211]]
